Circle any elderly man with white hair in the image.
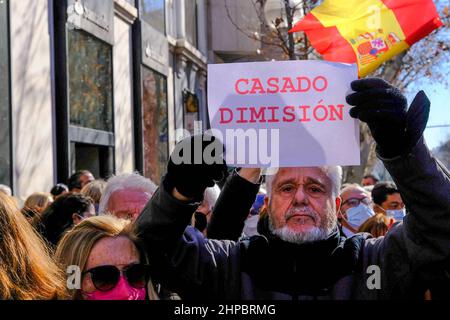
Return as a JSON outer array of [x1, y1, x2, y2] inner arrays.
[[99, 173, 157, 221], [338, 184, 375, 237], [137, 78, 450, 299]]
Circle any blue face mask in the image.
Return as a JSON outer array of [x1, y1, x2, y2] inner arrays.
[[346, 203, 375, 229], [386, 208, 406, 221]]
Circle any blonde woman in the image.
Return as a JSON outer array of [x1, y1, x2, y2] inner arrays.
[[55, 215, 158, 300], [22, 192, 53, 221], [81, 180, 106, 214], [0, 193, 67, 300]]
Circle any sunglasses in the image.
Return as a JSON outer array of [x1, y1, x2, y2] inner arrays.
[[83, 264, 151, 292]]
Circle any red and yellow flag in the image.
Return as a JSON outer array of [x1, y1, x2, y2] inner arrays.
[[290, 0, 443, 77]]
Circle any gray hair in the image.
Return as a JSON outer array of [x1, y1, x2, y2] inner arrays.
[[99, 173, 158, 214], [340, 183, 370, 197], [265, 166, 343, 199]]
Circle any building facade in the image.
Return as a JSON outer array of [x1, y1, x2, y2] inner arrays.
[[0, 0, 208, 200]]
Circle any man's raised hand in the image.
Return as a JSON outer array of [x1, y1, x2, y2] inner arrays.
[[166, 134, 228, 201]]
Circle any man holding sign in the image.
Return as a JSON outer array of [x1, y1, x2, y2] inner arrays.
[[137, 71, 450, 299]]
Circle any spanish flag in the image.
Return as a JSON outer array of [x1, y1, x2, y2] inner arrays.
[[290, 0, 443, 77]]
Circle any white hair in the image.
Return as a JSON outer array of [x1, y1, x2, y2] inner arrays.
[[0, 184, 12, 197], [204, 185, 221, 208], [99, 173, 158, 214], [340, 183, 370, 197], [265, 166, 343, 199]]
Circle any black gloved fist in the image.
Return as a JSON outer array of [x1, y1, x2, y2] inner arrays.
[[346, 78, 430, 158], [165, 134, 228, 201]]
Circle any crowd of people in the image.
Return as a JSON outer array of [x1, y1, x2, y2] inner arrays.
[[0, 78, 449, 300]]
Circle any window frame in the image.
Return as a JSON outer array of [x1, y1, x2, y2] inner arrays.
[[54, 0, 116, 183], [132, 8, 169, 175], [0, 0, 13, 189], [138, 0, 166, 36], [141, 65, 169, 184], [184, 0, 198, 48]]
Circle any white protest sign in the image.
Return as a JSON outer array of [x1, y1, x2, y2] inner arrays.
[[207, 60, 360, 168]]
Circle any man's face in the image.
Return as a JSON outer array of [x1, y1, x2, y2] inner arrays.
[[73, 203, 96, 225], [361, 177, 376, 186], [381, 193, 404, 211], [265, 167, 339, 243], [79, 173, 95, 189], [107, 189, 151, 221], [340, 187, 371, 216]]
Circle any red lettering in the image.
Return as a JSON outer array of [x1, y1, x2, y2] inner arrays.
[[281, 77, 297, 93], [249, 107, 267, 123], [219, 108, 233, 124], [296, 77, 311, 92], [235, 79, 249, 95], [267, 106, 280, 123], [236, 107, 248, 123], [299, 106, 311, 122], [235, 76, 329, 95], [329, 104, 344, 121], [283, 106, 296, 122], [313, 76, 328, 92], [313, 105, 328, 122], [267, 77, 279, 94], [250, 78, 266, 94]]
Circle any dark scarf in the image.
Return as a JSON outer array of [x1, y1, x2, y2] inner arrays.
[[241, 215, 366, 297]]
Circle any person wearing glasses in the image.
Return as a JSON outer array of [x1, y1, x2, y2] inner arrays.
[[55, 215, 158, 300], [338, 184, 375, 237]]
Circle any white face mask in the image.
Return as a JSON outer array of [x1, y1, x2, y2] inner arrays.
[[386, 208, 406, 221], [346, 203, 375, 229]]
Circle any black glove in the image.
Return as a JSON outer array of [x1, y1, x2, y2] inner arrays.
[[346, 78, 430, 158], [165, 134, 228, 201]]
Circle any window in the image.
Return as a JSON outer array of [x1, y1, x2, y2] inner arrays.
[[0, 0, 11, 187], [70, 143, 114, 179], [67, 29, 115, 178], [185, 0, 198, 47], [140, 0, 165, 34], [68, 29, 113, 132], [54, 0, 116, 183], [142, 67, 168, 184]]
